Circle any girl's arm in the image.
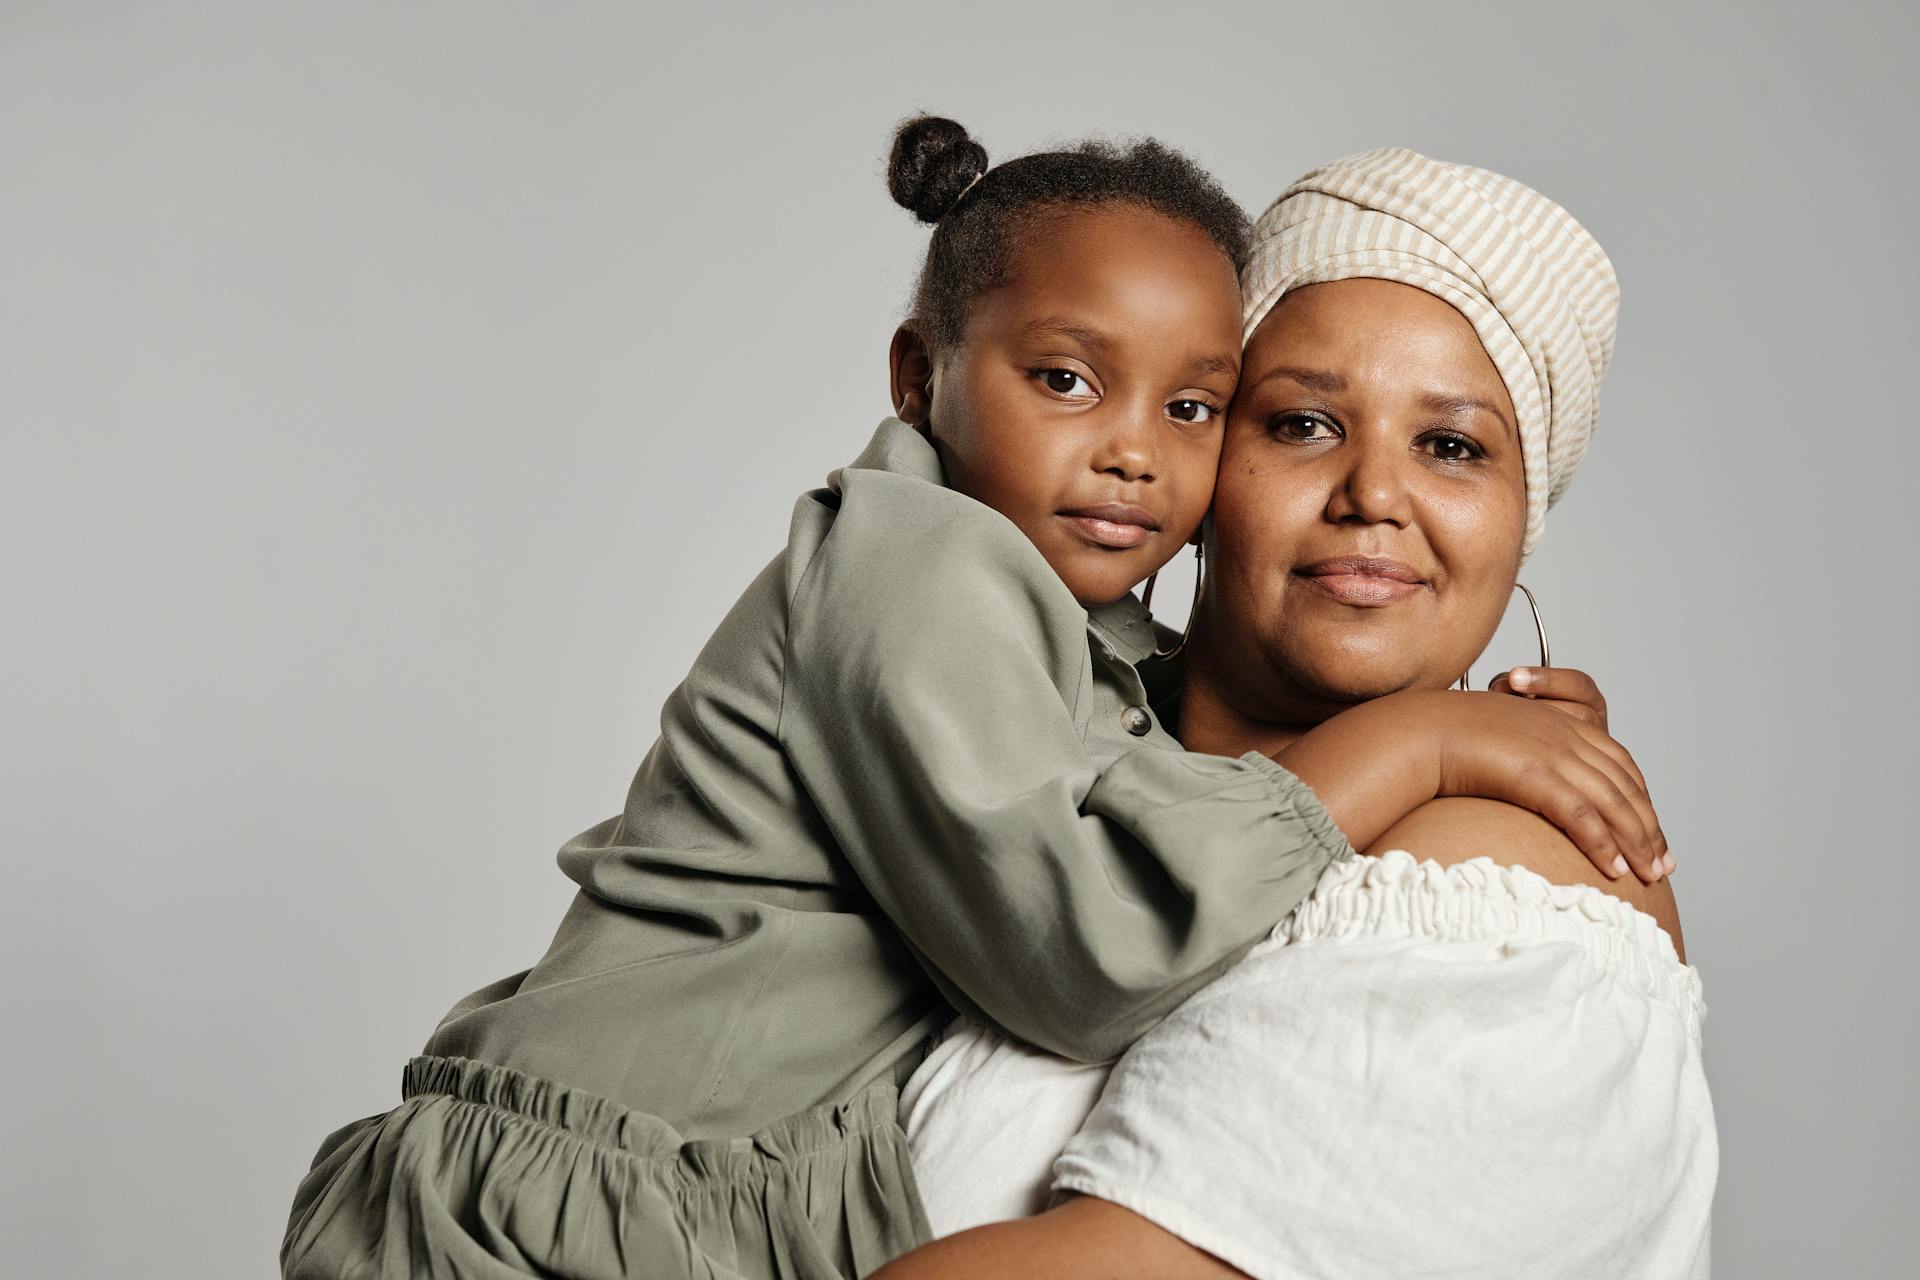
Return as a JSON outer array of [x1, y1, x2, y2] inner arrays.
[[781, 467, 1349, 1062], [1278, 685, 1669, 882]]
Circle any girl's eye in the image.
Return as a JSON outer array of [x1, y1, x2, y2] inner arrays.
[[1271, 412, 1338, 441], [1421, 432, 1484, 462], [1167, 399, 1220, 424], [1037, 368, 1096, 399]]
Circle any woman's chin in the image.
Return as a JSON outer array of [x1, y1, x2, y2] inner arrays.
[[1282, 653, 1433, 706]]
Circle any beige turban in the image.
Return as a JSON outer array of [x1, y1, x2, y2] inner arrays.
[[1242, 148, 1620, 555]]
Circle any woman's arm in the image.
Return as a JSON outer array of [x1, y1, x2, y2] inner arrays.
[[870, 1196, 1242, 1280]]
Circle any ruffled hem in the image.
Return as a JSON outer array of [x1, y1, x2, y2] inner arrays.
[[1281, 851, 1705, 1032], [283, 1057, 928, 1279]]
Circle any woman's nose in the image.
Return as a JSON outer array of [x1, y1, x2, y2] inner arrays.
[[1325, 437, 1411, 526]]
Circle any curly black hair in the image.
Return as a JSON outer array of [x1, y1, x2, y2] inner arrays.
[[887, 115, 1251, 354]]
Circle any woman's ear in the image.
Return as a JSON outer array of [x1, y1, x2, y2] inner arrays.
[[889, 325, 934, 427]]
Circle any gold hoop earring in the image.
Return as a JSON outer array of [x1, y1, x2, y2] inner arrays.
[[1142, 542, 1205, 661], [1457, 582, 1551, 691]]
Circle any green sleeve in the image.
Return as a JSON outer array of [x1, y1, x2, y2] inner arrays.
[[778, 465, 1350, 1062]]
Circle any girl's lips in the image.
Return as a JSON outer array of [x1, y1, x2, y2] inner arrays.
[[1061, 514, 1153, 548], [1059, 503, 1159, 550]]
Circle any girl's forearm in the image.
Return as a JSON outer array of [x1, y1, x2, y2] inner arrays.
[[1275, 688, 1666, 880], [1273, 694, 1443, 850]]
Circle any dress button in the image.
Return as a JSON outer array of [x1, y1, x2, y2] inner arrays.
[[1121, 706, 1153, 737]]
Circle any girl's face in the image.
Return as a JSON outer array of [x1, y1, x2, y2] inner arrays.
[[1196, 278, 1528, 720], [894, 205, 1242, 607]]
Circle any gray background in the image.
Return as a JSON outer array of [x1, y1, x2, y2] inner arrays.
[[4, 2, 1913, 1275]]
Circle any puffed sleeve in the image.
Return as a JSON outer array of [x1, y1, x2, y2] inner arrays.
[[778, 462, 1350, 1062]]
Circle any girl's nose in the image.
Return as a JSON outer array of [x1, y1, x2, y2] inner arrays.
[[1090, 404, 1159, 482]]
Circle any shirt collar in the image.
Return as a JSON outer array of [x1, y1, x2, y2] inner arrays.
[[832, 417, 946, 491], [1088, 591, 1159, 666]]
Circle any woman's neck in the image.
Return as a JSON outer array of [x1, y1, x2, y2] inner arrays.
[[1176, 615, 1330, 758], [1177, 667, 1311, 758]]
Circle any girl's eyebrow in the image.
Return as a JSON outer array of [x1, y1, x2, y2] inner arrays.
[[1021, 315, 1236, 381], [1018, 316, 1110, 352]]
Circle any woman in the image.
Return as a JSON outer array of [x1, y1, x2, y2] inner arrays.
[[881, 150, 1716, 1279]]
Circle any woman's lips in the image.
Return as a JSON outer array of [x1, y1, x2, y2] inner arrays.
[[1059, 503, 1160, 550], [1295, 557, 1428, 606]]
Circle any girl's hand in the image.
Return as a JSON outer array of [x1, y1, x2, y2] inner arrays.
[[1275, 688, 1668, 884], [1487, 666, 1675, 879], [1489, 666, 1609, 731], [1434, 691, 1669, 883]]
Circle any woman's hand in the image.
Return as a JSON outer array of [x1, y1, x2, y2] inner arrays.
[[1275, 689, 1670, 883]]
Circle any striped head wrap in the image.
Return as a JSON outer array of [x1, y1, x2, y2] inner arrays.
[[1242, 148, 1620, 555]]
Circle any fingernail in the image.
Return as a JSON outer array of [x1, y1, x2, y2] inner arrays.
[[1509, 668, 1534, 690], [1610, 855, 1628, 877], [1661, 854, 1677, 876]]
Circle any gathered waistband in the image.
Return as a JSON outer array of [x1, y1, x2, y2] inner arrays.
[[1280, 851, 1704, 1026], [402, 1055, 903, 1178]]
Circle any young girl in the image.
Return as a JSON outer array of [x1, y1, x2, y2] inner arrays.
[[282, 118, 1664, 1280]]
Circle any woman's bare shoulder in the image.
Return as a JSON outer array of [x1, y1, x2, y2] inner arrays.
[[1364, 797, 1684, 961]]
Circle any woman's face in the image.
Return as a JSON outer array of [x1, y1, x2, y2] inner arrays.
[[895, 204, 1242, 608], [1196, 278, 1527, 721]]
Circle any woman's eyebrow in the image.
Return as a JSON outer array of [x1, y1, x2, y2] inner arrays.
[[1247, 365, 1346, 395], [1421, 391, 1516, 437]]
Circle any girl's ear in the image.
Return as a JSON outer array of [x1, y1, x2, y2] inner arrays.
[[889, 325, 935, 428]]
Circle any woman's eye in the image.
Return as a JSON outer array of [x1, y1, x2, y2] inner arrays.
[[1271, 412, 1337, 441], [1422, 432, 1483, 462], [1167, 399, 1219, 424], [1037, 368, 1095, 399]]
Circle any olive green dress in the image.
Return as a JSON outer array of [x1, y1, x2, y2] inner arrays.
[[282, 420, 1350, 1279]]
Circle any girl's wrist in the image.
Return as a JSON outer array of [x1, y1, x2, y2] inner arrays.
[[1275, 695, 1444, 849]]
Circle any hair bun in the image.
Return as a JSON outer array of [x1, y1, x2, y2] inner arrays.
[[887, 115, 990, 224]]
